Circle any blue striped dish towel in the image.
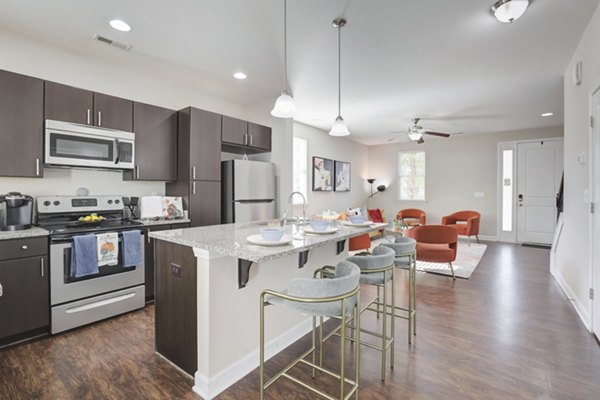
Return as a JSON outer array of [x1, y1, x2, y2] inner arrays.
[[71, 234, 99, 278], [122, 230, 144, 267]]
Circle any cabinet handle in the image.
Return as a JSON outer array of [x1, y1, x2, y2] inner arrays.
[[36, 158, 40, 176], [250, 134, 253, 146], [40, 258, 44, 277], [192, 166, 196, 180], [244, 133, 248, 146], [0, 282, 3, 297], [98, 111, 102, 127], [86, 109, 91, 125], [192, 182, 196, 195], [21, 245, 28, 250], [136, 165, 140, 179]]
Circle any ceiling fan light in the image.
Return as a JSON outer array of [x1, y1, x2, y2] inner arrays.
[[329, 116, 350, 136], [408, 131, 423, 141], [492, 0, 529, 24], [270, 92, 297, 118]]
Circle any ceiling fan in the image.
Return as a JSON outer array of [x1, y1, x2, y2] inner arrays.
[[388, 118, 452, 144]]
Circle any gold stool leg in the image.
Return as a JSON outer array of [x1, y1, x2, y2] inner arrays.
[[381, 282, 387, 382], [355, 292, 361, 400], [376, 285, 381, 319], [260, 296, 265, 400], [390, 268, 395, 369], [312, 316, 316, 379], [340, 299, 346, 400], [319, 316, 324, 368], [412, 255, 417, 336]]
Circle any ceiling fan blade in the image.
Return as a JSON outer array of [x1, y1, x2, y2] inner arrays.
[[424, 130, 451, 138], [417, 137, 425, 144]]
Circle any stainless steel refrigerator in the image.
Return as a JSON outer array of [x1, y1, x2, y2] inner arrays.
[[221, 159, 276, 223]]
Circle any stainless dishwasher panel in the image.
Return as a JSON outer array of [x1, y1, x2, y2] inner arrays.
[[51, 285, 144, 334]]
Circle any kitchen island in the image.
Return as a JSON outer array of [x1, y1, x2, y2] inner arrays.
[[150, 221, 385, 400]]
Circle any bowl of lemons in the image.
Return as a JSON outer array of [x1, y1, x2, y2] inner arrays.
[[78, 213, 106, 224]]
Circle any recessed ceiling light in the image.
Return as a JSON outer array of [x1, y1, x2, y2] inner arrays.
[[109, 19, 131, 32], [233, 72, 247, 80], [541, 112, 554, 117]]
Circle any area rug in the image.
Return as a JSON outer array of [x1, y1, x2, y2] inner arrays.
[[368, 239, 487, 279], [416, 241, 487, 279]]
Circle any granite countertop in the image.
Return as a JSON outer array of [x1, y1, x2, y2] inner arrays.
[[135, 218, 191, 227], [0, 227, 49, 241], [150, 221, 387, 263]]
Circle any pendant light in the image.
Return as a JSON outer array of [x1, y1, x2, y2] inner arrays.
[[329, 18, 350, 137], [491, 0, 529, 24], [271, 0, 297, 118]]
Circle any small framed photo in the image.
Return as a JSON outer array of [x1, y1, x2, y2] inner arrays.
[[312, 157, 333, 191], [334, 161, 351, 192]]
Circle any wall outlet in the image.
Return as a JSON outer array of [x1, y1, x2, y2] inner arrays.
[[171, 263, 182, 279], [474, 192, 485, 198]]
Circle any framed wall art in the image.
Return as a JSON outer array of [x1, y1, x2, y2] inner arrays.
[[312, 156, 333, 191], [334, 160, 351, 192]]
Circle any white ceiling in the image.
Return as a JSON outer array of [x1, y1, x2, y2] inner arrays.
[[0, 0, 597, 145]]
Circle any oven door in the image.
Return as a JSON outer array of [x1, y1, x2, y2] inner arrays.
[[44, 120, 135, 170], [50, 232, 145, 306]]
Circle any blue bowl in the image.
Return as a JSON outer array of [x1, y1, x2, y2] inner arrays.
[[349, 215, 366, 224], [309, 220, 330, 231], [260, 228, 284, 242]]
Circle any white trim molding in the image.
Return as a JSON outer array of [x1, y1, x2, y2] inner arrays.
[[550, 266, 591, 332]]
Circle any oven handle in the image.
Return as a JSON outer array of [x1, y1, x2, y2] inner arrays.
[[65, 292, 137, 314]]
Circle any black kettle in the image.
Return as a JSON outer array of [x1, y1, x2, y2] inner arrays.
[[0, 192, 33, 231]]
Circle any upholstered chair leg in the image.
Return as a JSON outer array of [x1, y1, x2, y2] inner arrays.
[[476, 235, 480, 243], [449, 262, 456, 280], [468, 236, 471, 246]]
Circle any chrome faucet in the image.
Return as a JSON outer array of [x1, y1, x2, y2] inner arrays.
[[281, 191, 307, 226]]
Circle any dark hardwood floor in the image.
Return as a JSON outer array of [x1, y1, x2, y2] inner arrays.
[[1, 242, 599, 399]]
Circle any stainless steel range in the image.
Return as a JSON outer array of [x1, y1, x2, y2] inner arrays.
[[37, 195, 145, 334]]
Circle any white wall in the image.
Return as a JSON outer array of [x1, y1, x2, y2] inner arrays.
[[367, 127, 564, 236], [292, 123, 369, 217], [554, 2, 600, 330], [0, 28, 292, 208]]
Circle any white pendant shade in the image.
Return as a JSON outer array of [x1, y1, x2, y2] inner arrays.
[[408, 131, 423, 141], [492, 0, 529, 23], [329, 116, 350, 136], [271, 92, 297, 118]]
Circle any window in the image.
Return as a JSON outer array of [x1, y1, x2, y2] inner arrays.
[[501, 149, 514, 231], [398, 150, 426, 201], [292, 137, 308, 204]]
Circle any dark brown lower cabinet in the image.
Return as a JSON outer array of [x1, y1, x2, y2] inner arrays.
[[189, 181, 221, 227], [154, 240, 197, 375], [0, 255, 49, 342], [144, 223, 190, 302]]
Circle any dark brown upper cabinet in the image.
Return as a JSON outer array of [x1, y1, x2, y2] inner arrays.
[[177, 107, 222, 182], [44, 81, 133, 132], [93, 93, 133, 132], [0, 70, 44, 178], [221, 115, 271, 154], [124, 102, 177, 181]]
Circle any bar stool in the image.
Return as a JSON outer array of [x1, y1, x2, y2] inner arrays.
[[345, 245, 396, 382], [260, 261, 361, 400], [380, 237, 417, 343]]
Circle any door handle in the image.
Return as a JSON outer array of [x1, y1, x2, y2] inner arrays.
[[40, 258, 44, 277], [98, 111, 102, 127]]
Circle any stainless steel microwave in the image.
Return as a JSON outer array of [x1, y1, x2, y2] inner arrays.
[[45, 120, 135, 170]]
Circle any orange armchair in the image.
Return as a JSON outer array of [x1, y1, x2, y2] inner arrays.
[[441, 211, 480, 245], [337, 213, 372, 252], [396, 208, 426, 226], [405, 225, 458, 280]]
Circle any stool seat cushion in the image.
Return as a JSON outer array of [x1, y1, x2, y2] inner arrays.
[[347, 245, 395, 285], [266, 261, 360, 317], [380, 238, 416, 269]]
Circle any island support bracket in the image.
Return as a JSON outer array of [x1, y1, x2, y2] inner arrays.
[[336, 240, 347, 255], [298, 250, 309, 269], [238, 259, 254, 289]]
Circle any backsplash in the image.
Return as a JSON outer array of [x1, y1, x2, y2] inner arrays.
[[0, 168, 164, 200]]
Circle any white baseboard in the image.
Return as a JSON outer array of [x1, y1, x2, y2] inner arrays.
[[550, 267, 591, 332], [192, 317, 316, 400]]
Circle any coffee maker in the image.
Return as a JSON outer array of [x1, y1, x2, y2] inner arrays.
[[0, 192, 33, 231]]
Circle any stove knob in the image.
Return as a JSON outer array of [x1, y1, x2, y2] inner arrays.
[[115, 199, 120, 204], [43, 201, 51, 207], [53, 201, 60, 206], [108, 200, 113, 204]]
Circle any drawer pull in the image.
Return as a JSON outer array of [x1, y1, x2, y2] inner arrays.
[[21, 245, 28, 250], [41, 258, 44, 277], [0, 282, 3, 297], [65, 293, 136, 314]]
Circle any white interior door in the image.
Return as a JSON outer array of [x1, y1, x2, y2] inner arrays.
[[592, 90, 600, 338], [516, 139, 563, 244]]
